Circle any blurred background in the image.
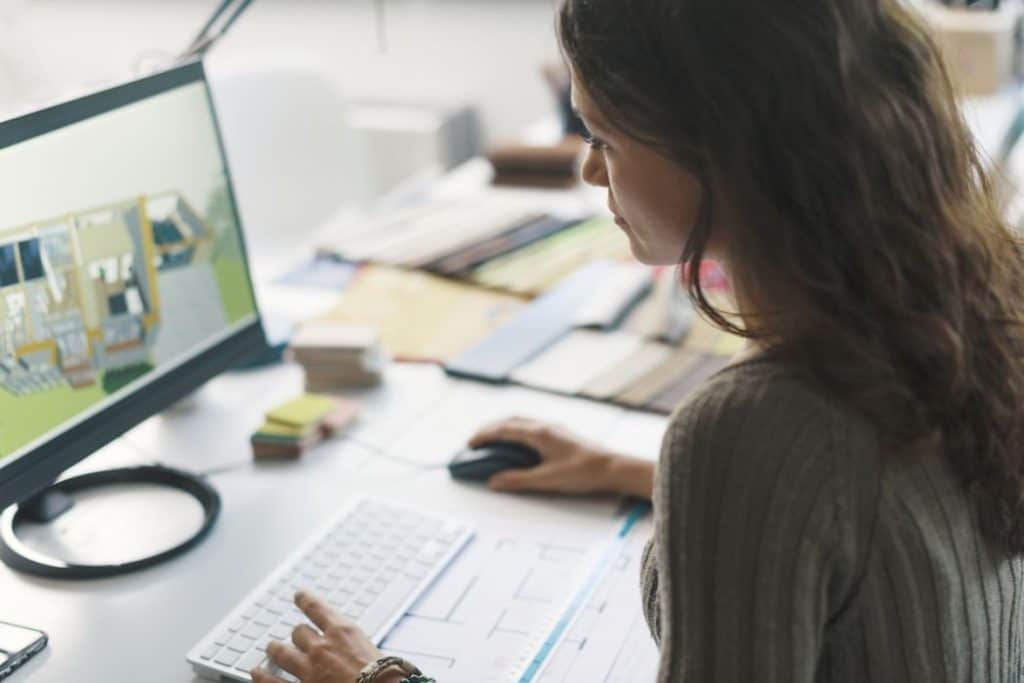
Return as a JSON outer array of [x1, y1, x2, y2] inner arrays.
[[0, 0, 577, 268], [0, 0, 559, 142], [2, 0, 1024, 411]]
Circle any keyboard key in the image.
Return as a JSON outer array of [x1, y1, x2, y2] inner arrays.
[[359, 574, 421, 638], [243, 622, 268, 640], [236, 649, 267, 672], [279, 613, 302, 628], [254, 611, 277, 627], [200, 644, 220, 660], [215, 649, 241, 667], [267, 599, 291, 615], [418, 541, 445, 561], [227, 633, 255, 653], [407, 563, 430, 580]]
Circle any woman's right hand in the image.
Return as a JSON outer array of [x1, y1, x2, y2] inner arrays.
[[468, 417, 655, 499]]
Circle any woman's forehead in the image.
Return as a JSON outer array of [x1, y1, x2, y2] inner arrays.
[[569, 75, 611, 127]]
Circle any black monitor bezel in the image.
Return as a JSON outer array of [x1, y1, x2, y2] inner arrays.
[[0, 60, 265, 509]]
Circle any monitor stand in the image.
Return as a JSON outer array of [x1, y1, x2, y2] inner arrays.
[[0, 465, 220, 580], [17, 489, 74, 524]]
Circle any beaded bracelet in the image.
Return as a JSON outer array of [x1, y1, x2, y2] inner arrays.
[[400, 676, 436, 683]]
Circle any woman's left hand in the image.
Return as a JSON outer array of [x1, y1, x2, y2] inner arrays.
[[251, 591, 390, 683]]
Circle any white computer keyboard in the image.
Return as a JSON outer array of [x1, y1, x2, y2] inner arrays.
[[187, 498, 474, 682]]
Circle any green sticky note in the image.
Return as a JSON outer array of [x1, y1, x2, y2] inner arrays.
[[254, 419, 314, 440], [266, 394, 338, 429]]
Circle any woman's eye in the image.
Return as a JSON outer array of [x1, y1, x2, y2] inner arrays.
[[583, 133, 607, 151]]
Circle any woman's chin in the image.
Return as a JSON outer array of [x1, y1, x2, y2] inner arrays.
[[627, 238, 675, 267]]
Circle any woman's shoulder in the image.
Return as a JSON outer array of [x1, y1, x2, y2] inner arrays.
[[662, 355, 882, 475], [667, 356, 851, 427]]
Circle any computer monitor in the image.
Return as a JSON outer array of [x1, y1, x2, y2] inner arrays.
[[0, 61, 263, 569]]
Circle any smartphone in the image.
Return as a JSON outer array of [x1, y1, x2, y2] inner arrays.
[[0, 622, 47, 680]]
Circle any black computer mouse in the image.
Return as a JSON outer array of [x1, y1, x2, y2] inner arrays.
[[448, 441, 543, 482]]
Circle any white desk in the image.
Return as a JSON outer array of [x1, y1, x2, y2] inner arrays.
[[0, 356, 666, 683]]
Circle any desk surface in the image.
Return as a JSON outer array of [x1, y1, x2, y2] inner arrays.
[[0, 360, 666, 683]]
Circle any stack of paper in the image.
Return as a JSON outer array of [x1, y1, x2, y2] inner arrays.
[[573, 262, 653, 329], [289, 321, 384, 391], [446, 262, 744, 415], [580, 341, 676, 401], [510, 330, 645, 396], [619, 271, 694, 344], [445, 261, 614, 383], [318, 198, 547, 268], [502, 332, 732, 413], [318, 266, 527, 363], [645, 352, 732, 413], [469, 218, 634, 296], [423, 215, 580, 277], [251, 394, 360, 459]]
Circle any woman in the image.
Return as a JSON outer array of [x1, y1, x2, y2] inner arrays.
[[253, 0, 1024, 681]]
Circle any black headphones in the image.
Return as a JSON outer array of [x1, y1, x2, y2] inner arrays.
[[0, 465, 220, 580]]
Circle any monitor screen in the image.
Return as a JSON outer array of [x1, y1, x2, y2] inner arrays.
[[0, 63, 261, 505]]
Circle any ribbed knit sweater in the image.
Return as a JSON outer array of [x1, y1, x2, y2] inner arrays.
[[640, 359, 1024, 682]]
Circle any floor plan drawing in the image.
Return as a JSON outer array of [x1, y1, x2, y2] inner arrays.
[[379, 532, 597, 683], [531, 519, 660, 683]]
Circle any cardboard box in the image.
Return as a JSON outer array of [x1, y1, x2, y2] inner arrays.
[[915, 1, 1020, 95]]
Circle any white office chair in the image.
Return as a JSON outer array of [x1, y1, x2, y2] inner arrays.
[[206, 55, 356, 268]]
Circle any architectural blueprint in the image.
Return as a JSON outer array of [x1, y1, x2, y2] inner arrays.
[[376, 506, 659, 683], [379, 529, 599, 682], [530, 516, 659, 682]]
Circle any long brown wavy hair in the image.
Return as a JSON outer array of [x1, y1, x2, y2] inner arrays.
[[559, 0, 1024, 553]]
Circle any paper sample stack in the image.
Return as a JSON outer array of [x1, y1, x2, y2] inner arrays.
[[422, 215, 580, 278], [445, 266, 745, 415], [318, 266, 527, 363], [469, 217, 633, 296], [251, 394, 360, 459], [573, 262, 653, 329], [317, 198, 548, 268], [290, 321, 384, 391]]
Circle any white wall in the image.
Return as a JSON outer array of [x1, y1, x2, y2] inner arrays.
[[0, 0, 562, 144]]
